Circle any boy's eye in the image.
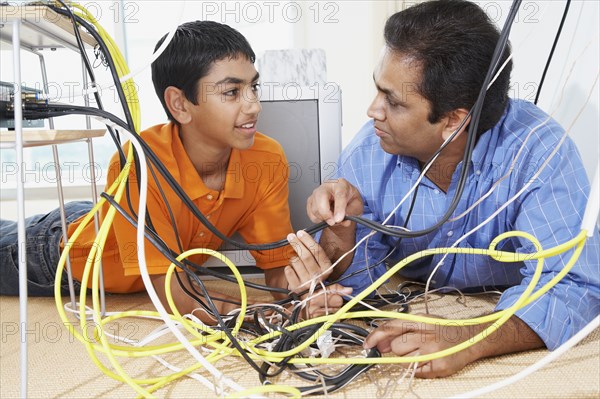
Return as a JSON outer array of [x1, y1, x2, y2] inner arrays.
[[223, 89, 239, 97], [252, 83, 261, 92]]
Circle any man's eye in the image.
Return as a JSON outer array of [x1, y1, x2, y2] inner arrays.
[[251, 83, 261, 92], [385, 96, 398, 108], [224, 89, 239, 97]]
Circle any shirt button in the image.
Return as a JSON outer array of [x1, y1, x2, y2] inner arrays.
[[433, 189, 440, 195], [198, 231, 205, 237], [447, 230, 454, 237], [206, 194, 214, 200], [475, 170, 482, 175], [206, 215, 211, 219]]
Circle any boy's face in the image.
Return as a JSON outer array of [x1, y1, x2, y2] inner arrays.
[[183, 56, 261, 151], [367, 48, 447, 163]]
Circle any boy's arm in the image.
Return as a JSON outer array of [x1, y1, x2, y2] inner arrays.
[[264, 267, 289, 300], [151, 269, 291, 322], [151, 273, 248, 324]]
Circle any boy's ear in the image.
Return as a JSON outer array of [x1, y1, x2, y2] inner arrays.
[[441, 108, 471, 141], [164, 86, 192, 124]]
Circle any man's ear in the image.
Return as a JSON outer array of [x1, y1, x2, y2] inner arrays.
[[164, 86, 192, 124], [441, 108, 471, 141]]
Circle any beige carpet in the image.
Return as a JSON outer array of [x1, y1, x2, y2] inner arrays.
[[1, 280, 599, 398]]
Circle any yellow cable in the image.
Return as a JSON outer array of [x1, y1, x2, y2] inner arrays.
[[244, 230, 585, 360], [50, 4, 592, 393]]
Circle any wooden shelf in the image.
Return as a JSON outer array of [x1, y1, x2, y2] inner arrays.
[[0, 4, 97, 51], [0, 129, 105, 147]]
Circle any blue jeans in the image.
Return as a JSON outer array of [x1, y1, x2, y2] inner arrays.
[[0, 201, 93, 296]]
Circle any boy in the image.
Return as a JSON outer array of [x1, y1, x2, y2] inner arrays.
[[0, 21, 294, 320]]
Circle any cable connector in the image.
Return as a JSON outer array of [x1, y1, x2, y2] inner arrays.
[[316, 330, 334, 358]]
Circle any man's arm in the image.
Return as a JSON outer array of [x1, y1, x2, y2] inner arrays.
[[318, 224, 357, 281], [305, 178, 364, 279], [364, 314, 544, 378]]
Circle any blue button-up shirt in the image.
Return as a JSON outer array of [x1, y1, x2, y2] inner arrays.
[[333, 99, 599, 350]]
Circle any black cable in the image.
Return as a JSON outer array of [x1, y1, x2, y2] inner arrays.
[[93, 200, 277, 376], [48, 3, 136, 133], [534, 0, 572, 105], [104, 184, 376, 383], [259, 323, 380, 395], [98, 191, 292, 295], [26, 99, 381, 381], [343, 0, 519, 239], [47, 2, 129, 169], [54, 1, 154, 236], [56, 1, 96, 86]]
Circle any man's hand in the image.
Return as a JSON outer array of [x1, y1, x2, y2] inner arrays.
[[363, 315, 545, 378], [363, 316, 475, 378], [307, 178, 364, 226], [302, 179, 364, 280], [285, 230, 352, 318]]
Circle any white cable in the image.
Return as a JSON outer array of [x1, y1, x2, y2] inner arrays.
[[113, 125, 248, 396], [450, 38, 594, 223], [64, 1, 187, 99], [339, 17, 534, 293], [117, 1, 186, 84], [449, 315, 600, 399], [423, 72, 599, 301]]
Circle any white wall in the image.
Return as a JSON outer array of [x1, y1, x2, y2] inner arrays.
[[490, 0, 599, 180], [114, 1, 400, 147], [293, 0, 599, 180], [2, 0, 597, 198], [289, 1, 397, 146]]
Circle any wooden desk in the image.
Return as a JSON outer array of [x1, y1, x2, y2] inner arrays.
[[0, 5, 96, 51], [0, 129, 106, 147]]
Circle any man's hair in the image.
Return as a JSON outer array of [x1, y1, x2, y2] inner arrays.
[[151, 20, 256, 122], [384, 0, 512, 136]]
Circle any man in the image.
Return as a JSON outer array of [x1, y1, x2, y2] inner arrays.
[[0, 21, 294, 320], [285, 0, 600, 378]]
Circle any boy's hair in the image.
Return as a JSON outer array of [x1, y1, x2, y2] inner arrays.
[[384, 0, 512, 137], [151, 20, 256, 122]]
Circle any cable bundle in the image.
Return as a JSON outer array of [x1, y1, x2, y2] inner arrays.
[[36, 1, 597, 397]]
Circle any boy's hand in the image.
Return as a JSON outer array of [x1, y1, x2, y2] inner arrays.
[[285, 230, 352, 318]]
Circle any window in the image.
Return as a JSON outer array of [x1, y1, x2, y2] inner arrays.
[[1, 1, 296, 194]]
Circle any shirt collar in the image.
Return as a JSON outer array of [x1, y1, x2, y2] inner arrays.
[[469, 100, 511, 169]]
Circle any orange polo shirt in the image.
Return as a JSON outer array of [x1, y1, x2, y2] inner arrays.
[[67, 123, 295, 293]]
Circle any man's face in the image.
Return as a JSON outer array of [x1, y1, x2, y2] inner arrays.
[[367, 48, 447, 163], [184, 56, 261, 151]]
